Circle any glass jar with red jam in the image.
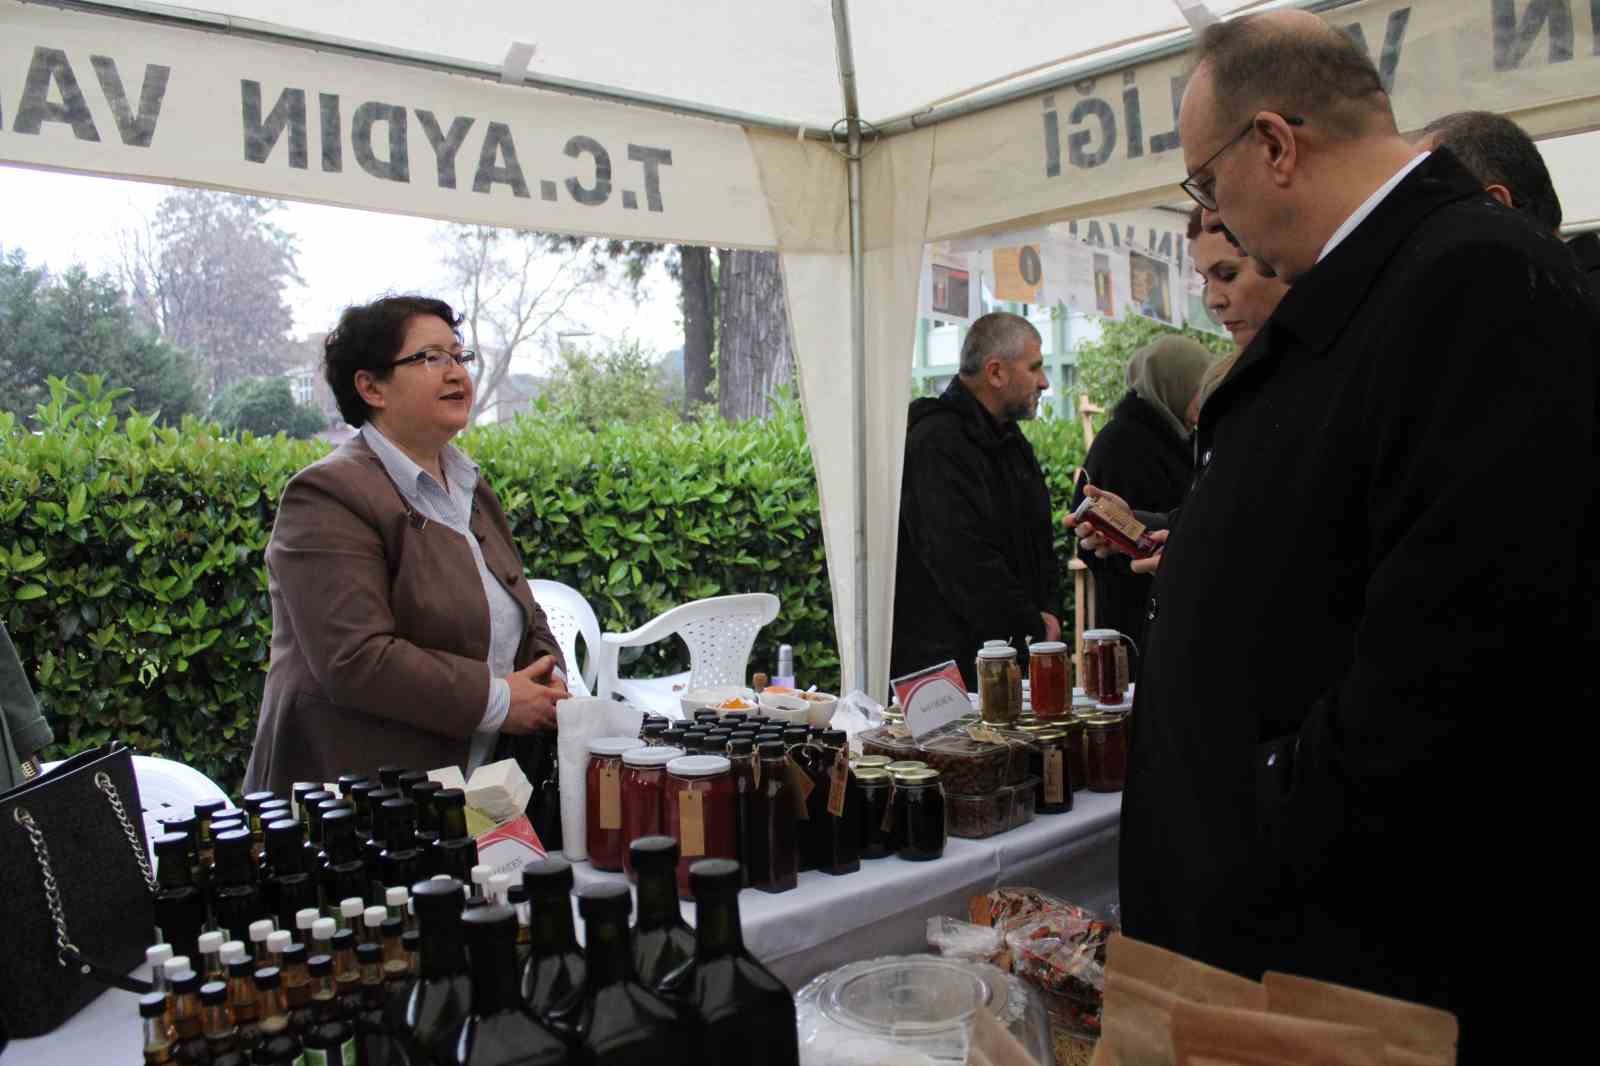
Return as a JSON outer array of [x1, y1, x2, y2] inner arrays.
[[663, 755, 736, 899], [1028, 641, 1070, 720], [620, 746, 685, 880], [1084, 715, 1128, 792], [586, 737, 645, 872], [1081, 629, 1131, 705]]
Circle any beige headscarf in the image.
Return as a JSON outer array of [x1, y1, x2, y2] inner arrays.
[[1125, 335, 1214, 439]]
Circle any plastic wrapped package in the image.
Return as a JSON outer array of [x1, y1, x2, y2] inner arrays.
[[989, 728, 1040, 786], [925, 916, 1005, 965], [796, 954, 1052, 1066], [1004, 906, 1118, 1038], [916, 730, 1011, 794]]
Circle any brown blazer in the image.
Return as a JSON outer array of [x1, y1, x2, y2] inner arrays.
[[242, 436, 563, 795]]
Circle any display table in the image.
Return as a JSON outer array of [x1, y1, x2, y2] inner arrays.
[[577, 787, 1121, 987], [11, 792, 1119, 1063]]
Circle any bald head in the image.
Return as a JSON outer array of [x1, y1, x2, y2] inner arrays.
[[1193, 10, 1396, 143]]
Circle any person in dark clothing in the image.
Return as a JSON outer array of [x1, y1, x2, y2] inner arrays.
[[1070, 336, 1212, 680], [1418, 110, 1600, 304], [1090, 13, 1596, 1061], [1571, 230, 1600, 302], [891, 312, 1061, 691]]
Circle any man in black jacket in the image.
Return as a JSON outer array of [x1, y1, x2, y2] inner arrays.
[[1116, 11, 1597, 1059], [891, 312, 1060, 690], [1418, 110, 1600, 304]]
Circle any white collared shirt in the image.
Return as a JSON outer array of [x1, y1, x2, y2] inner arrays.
[[360, 422, 519, 772], [1317, 151, 1430, 264]]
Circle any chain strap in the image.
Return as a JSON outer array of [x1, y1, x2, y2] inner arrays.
[[11, 768, 159, 971], [12, 806, 79, 968], [96, 771, 159, 893]]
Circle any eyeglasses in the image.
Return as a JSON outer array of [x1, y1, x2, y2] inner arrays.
[[1180, 115, 1303, 211], [390, 347, 477, 371]]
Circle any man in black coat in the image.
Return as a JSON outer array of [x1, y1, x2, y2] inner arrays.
[[892, 312, 1061, 691], [1111, 12, 1596, 1059], [1419, 110, 1600, 305]]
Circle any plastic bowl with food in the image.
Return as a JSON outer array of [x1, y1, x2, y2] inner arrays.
[[679, 685, 756, 719], [757, 691, 811, 725], [797, 690, 838, 729]]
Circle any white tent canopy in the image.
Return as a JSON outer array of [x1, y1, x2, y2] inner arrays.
[[5, 0, 1599, 698]]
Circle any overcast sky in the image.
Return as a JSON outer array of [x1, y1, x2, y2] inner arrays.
[[0, 164, 687, 375]]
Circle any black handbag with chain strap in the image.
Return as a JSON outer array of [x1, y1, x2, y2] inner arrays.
[[0, 742, 157, 1036]]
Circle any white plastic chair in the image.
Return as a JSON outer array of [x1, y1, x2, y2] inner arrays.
[[41, 754, 231, 863], [530, 578, 603, 697], [595, 593, 780, 717]]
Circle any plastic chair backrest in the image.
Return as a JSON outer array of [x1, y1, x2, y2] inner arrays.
[[673, 593, 781, 689], [131, 754, 230, 860], [530, 578, 602, 696]]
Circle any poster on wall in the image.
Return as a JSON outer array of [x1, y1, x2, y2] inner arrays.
[[992, 244, 1045, 303], [922, 250, 980, 324], [1047, 237, 1126, 320], [1125, 250, 1177, 326]]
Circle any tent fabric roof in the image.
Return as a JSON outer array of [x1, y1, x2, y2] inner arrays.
[[183, 0, 1263, 129]]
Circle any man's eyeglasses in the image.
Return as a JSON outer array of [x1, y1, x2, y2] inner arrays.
[[390, 347, 477, 371], [1180, 115, 1303, 211]]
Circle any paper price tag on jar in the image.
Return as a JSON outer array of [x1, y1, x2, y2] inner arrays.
[[892, 660, 971, 738]]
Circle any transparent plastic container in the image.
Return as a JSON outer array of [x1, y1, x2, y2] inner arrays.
[[795, 954, 1051, 1065]]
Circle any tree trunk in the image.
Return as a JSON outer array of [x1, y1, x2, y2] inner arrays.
[[716, 249, 793, 422], [680, 245, 715, 410]]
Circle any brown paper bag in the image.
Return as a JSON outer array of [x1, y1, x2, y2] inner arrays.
[[1261, 972, 1457, 1066], [1095, 937, 1267, 1066], [1170, 1001, 1385, 1066]]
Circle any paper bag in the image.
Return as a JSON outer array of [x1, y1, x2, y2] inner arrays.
[[1262, 972, 1457, 1066], [1169, 1001, 1384, 1066], [555, 696, 644, 862], [1095, 935, 1266, 1066]]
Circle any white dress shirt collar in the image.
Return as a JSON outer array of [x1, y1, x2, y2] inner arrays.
[[1317, 151, 1430, 264]]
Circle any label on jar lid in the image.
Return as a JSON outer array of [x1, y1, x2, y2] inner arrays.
[[598, 765, 622, 830], [1045, 749, 1065, 804], [679, 788, 705, 857], [826, 746, 849, 818]]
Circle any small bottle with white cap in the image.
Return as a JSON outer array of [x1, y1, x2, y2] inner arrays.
[[248, 918, 275, 962], [339, 896, 366, 934], [219, 940, 247, 967], [363, 905, 387, 947], [385, 885, 412, 931], [311, 917, 337, 959], [294, 907, 320, 947], [488, 873, 512, 907], [145, 943, 173, 995], [265, 929, 293, 971], [470, 864, 493, 903], [161, 955, 191, 992], [196, 930, 225, 983]]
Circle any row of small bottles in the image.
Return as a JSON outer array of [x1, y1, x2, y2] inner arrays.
[[140, 835, 797, 1065], [153, 767, 482, 966]]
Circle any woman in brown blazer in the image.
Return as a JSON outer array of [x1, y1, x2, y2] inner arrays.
[[243, 296, 568, 795]]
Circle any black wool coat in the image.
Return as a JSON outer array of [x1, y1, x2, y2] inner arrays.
[[1071, 390, 1194, 680], [891, 378, 1060, 691], [1121, 149, 1598, 1062]]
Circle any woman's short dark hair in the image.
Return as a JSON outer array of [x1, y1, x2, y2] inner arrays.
[[323, 295, 462, 427]]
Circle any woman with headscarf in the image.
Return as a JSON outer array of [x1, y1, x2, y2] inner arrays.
[[1070, 335, 1213, 680]]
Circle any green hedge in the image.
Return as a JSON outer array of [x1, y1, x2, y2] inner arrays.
[[1, 377, 1085, 790]]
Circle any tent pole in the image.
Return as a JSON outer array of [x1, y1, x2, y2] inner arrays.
[[832, 0, 871, 698]]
